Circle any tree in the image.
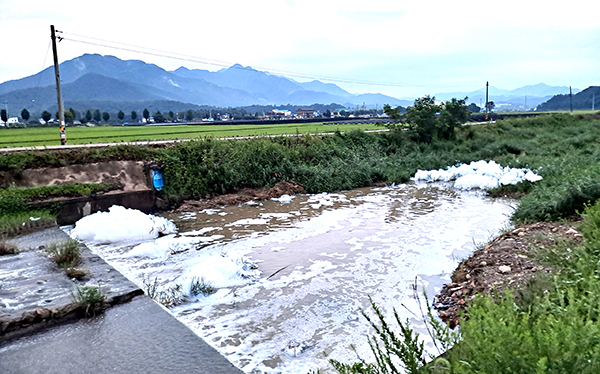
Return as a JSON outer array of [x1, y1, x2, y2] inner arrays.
[[86, 110, 92, 122], [131, 111, 138, 122], [41, 110, 52, 123], [168, 111, 175, 121], [405, 96, 441, 143], [63, 110, 74, 125], [21, 108, 30, 123], [68, 108, 76, 121], [383, 104, 404, 120], [1, 109, 7, 123], [153, 111, 165, 123], [439, 97, 470, 140], [384, 95, 469, 143], [467, 103, 481, 113], [323, 109, 332, 118], [118, 110, 125, 121], [102, 112, 110, 122], [93, 109, 101, 122], [143, 108, 150, 122], [185, 109, 194, 121]]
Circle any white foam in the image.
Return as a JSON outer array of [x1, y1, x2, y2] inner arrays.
[[272, 194, 294, 203], [70, 205, 177, 243], [413, 160, 542, 190]]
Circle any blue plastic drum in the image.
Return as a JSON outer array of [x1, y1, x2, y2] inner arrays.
[[151, 169, 164, 191]]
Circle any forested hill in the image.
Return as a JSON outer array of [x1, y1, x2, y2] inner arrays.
[[537, 86, 600, 111]]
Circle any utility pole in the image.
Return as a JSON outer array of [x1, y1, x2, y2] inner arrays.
[[569, 86, 573, 113], [51, 25, 67, 145], [485, 81, 489, 120]]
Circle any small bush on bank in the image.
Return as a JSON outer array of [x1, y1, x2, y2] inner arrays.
[[46, 239, 81, 268], [190, 276, 216, 297], [72, 285, 105, 317]]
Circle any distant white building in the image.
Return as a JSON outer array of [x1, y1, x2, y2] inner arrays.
[[0, 117, 20, 126]]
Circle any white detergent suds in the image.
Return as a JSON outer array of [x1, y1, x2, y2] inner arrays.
[[69, 177, 518, 373], [413, 160, 542, 189]]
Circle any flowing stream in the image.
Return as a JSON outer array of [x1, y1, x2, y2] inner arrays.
[[72, 183, 515, 373]]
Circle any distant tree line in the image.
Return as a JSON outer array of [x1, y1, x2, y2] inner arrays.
[[3, 101, 409, 127]]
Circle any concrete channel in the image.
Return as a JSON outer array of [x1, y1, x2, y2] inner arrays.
[[0, 228, 243, 374]]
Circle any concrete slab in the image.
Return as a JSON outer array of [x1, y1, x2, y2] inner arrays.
[[0, 296, 243, 374], [1, 227, 139, 321]]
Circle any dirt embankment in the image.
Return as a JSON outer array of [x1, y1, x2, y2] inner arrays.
[[434, 222, 583, 328], [174, 181, 305, 212]]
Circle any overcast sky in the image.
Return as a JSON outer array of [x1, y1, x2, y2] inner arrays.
[[1, 0, 598, 99]]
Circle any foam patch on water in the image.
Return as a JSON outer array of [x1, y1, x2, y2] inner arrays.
[[272, 194, 294, 203], [413, 160, 542, 190], [71, 205, 177, 243]]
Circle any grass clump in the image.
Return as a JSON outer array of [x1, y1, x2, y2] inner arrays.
[[0, 239, 17, 255], [141, 274, 186, 307], [72, 285, 105, 317], [190, 276, 216, 296], [46, 239, 81, 268]]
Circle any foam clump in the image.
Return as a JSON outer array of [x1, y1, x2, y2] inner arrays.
[[272, 194, 294, 203], [71, 205, 177, 243], [413, 160, 542, 190], [181, 255, 259, 289]]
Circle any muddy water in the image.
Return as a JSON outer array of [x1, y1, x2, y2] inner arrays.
[[80, 184, 514, 373]]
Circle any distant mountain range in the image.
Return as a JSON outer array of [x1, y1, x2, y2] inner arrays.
[[434, 83, 581, 111], [0, 54, 409, 113], [0, 54, 588, 114]]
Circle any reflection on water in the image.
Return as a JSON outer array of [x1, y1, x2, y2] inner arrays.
[[82, 184, 514, 373]]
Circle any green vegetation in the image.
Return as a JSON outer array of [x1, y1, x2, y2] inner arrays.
[[141, 274, 185, 307], [190, 276, 216, 297], [0, 121, 380, 148], [0, 210, 55, 237], [72, 285, 105, 317], [141, 274, 216, 307], [0, 181, 124, 236], [0, 182, 121, 201], [46, 239, 81, 268]]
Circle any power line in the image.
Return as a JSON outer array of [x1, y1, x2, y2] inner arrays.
[[59, 30, 444, 89]]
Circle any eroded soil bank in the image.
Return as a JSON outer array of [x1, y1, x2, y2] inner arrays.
[[434, 221, 583, 328]]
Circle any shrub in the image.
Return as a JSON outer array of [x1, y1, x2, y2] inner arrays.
[[46, 239, 81, 268], [72, 285, 105, 317], [190, 276, 216, 296], [0, 195, 27, 214]]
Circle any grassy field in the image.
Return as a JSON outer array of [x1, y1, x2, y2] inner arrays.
[[0, 121, 382, 148]]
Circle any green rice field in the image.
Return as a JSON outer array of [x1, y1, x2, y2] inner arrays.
[[0, 121, 382, 148]]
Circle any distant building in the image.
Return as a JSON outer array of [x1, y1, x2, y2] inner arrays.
[[1, 117, 20, 126], [296, 108, 316, 118], [266, 109, 292, 118]]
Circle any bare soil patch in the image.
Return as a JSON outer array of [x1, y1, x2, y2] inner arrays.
[[434, 222, 584, 328], [174, 181, 305, 212]]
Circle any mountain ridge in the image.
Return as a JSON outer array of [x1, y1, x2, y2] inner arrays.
[[0, 53, 587, 113]]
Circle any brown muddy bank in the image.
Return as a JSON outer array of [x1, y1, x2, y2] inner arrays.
[[434, 221, 583, 328]]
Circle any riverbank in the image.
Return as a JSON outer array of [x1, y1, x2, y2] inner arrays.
[[433, 221, 583, 328]]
